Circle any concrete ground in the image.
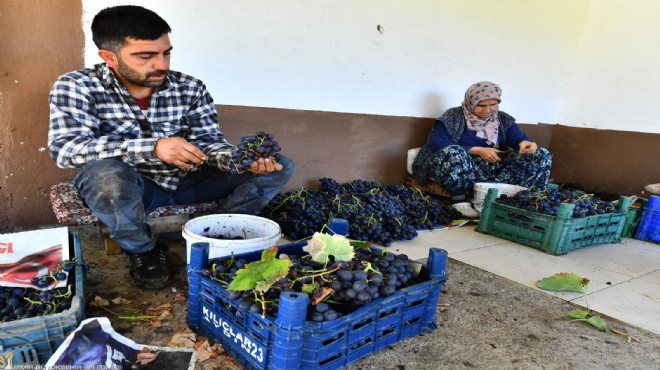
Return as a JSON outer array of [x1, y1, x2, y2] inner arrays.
[[71, 223, 659, 370]]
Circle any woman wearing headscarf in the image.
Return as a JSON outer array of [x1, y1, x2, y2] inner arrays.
[[412, 81, 552, 216]]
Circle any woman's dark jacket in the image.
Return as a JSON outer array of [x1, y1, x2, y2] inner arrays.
[[412, 107, 529, 185]]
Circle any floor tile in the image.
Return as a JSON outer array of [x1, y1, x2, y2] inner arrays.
[[449, 242, 634, 300], [385, 225, 509, 258], [639, 269, 660, 285], [621, 237, 660, 253], [576, 277, 660, 335], [561, 240, 660, 277]]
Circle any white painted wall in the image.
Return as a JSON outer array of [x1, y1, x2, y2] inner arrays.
[[82, 0, 660, 134]]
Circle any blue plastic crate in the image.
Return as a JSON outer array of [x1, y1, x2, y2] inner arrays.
[[187, 235, 448, 370], [0, 232, 86, 366], [635, 196, 660, 242]]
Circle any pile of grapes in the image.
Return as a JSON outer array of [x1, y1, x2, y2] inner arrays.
[[261, 178, 460, 246], [230, 131, 281, 173], [497, 187, 618, 218], [0, 259, 85, 323], [497, 149, 549, 186], [205, 250, 422, 322], [558, 182, 620, 202]]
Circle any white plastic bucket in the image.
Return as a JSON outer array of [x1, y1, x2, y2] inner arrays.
[[182, 214, 282, 261], [472, 182, 528, 212]]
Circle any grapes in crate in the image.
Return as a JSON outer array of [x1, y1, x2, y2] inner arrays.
[[206, 233, 423, 323], [0, 258, 86, 323], [230, 131, 282, 173], [497, 187, 617, 218]]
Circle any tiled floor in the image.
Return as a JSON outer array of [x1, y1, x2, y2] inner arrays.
[[384, 223, 660, 335]]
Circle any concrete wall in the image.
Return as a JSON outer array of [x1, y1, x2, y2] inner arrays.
[[0, 1, 658, 231], [0, 0, 82, 230]]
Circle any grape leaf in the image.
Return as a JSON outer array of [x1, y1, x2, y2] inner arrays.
[[349, 240, 371, 251], [581, 316, 608, 331], [567, 309, 590, 319], [227, 246, 292, 292], [536, 272, 589, 292], [303, 232, 355, 263]]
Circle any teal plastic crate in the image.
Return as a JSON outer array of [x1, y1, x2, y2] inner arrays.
[[186, 227, 448, 370], [0, 232, 86, 366], [476, 188, 632, 255]]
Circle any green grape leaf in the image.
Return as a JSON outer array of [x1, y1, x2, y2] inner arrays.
[[227, 246, 292, 292], [536, 272, 589, 292], [583, 316, 608, 331], [567, 309, 590, 319], [301, 283, 316, 294], [349, 240, 371, 251], [303, 232, 355, 263]]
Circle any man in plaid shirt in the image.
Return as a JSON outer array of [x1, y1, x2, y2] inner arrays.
[[48, 5, 294, 290]]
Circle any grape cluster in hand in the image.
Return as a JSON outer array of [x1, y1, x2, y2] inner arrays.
[[498, 188, 618, 218], [497, 149, 548, 187], [230, 131, 281, 173], [205, 250, 423, 322], [261, 178, 460, 246]]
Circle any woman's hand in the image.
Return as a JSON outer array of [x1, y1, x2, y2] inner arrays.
[[519, 141, 538, 154], [247, 157, 283, 174], [469, 147, 503, 163]]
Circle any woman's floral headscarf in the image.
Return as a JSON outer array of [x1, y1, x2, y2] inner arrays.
[[462, 81, 502, 147]]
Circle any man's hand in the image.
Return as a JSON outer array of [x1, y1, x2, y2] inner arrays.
[[519, 141, 538, 155], [469, 147, 503, 163], [247, 157, 283, 174], [153, 137, 206, 169]]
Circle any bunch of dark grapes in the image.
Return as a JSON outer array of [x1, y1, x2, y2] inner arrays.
[[205, 249, 423, 322], [558, 182, 620, 202], [261, 178, 460, 246], [0, 286, 75, 322], [230, 131, 282, 173], [0, 263, 83, 323], [498, 188, 618, 218], [497, 149, 547, 187], [30, 258, 90, 288]]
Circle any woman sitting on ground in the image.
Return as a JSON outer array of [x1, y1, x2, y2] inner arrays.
[[412, 81, 552, 216]]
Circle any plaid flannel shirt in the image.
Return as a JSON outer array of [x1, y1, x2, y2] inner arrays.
[[48, 63, 236, 191]]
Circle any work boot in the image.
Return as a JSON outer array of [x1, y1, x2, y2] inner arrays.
[[128, 244, 170, 290]]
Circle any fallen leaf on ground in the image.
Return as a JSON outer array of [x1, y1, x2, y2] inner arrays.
[[89, 296, 110, 307], [111, 297, 131, 305], [168, 328, 197, 348], [195, 340, 224, 362], [136, 347, 158, 365], [174, 293, 187, 301], [158, 310, 173, 319], [147, 303, 172, 313], [536, 272, 589, 292]]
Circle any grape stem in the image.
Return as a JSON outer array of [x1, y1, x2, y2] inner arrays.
[[99, 305, 158, 321]]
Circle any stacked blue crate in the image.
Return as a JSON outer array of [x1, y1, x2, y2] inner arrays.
[[186, 220, 448, 370]]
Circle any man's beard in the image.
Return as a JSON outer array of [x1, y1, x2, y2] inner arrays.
[[117, 58, 168, 88]]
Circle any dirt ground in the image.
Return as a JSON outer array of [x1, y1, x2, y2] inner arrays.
[[72, 225, 660, 370]]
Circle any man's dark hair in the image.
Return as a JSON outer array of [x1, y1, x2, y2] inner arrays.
[[91, 5, 171, 52]]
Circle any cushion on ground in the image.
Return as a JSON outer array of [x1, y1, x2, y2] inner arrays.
[[50, 181, 221, 226]]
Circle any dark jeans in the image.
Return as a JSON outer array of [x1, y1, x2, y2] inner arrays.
[[73, 156, 295, 253]]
